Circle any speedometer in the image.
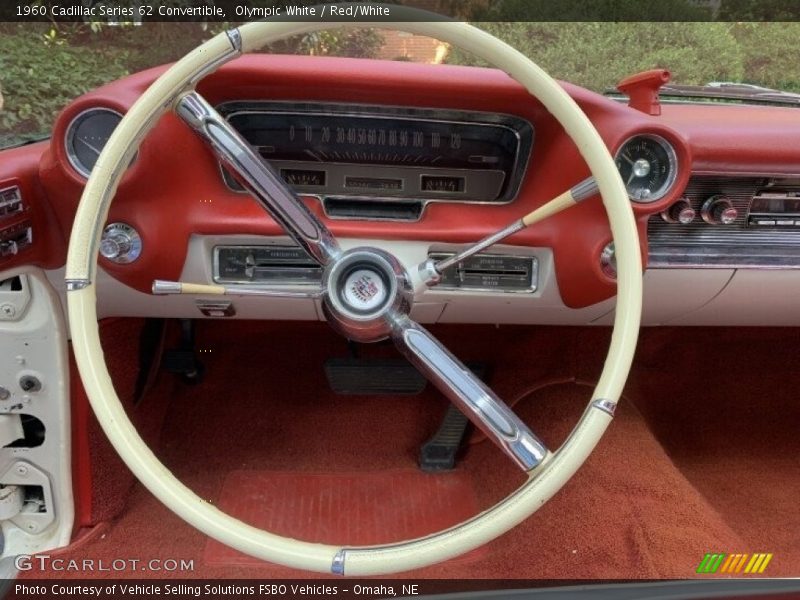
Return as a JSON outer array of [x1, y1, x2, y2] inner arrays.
[[614, 135, 677, 203]]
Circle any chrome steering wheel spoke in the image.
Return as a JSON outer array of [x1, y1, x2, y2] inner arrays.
[[391, 315, 549, 471], [175, 91, 340, 266]]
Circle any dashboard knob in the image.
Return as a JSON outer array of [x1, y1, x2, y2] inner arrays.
[[100, 223, 142, 264], [701, 196, 738, 225], [600, 242, 616, 279], [662, 198, 696, 224]]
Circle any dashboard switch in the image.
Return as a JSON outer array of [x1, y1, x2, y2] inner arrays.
[[701, 196, 738, 225], [0, 222, 32, 259], [662, 198, 696, 224], [100, 223, 142, 264], [0, 186, 24, 218]]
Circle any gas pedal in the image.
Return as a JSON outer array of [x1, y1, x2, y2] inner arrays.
[[419, 404, 471, 472]]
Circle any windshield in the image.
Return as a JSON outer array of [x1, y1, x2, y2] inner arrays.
[[1, 21, 799, 150]]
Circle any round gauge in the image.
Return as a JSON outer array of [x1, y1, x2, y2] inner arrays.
[[65, 108, 124, 178], [614, 134, 678, 203]]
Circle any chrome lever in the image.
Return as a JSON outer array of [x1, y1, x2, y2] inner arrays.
[[152, 280, 322, 299], [418, 176, 599, 286]]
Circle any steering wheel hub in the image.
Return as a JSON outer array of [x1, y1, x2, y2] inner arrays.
[[322, 247, 412, 343]]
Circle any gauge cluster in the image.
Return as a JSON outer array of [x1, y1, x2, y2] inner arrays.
[[217, 102, 534, 207]]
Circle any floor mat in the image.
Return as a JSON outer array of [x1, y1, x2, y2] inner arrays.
[[204, 469, 482, 567]]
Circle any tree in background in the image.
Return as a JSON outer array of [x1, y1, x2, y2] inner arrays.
[[3, 16, 800, 148], [0, 22, 383, 146], [447, 22, 745, 91], [729, 23, 800, 93], [446, 21, 800, 95], [455, 0, 709, 21]]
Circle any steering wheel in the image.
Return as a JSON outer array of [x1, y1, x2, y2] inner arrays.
[[65, 10, 642, 576]]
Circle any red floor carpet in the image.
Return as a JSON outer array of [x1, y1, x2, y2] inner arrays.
[[22, 321, 800, 579], [204, 469, 483, 567]]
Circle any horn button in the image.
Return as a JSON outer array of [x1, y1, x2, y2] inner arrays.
[[322, 248, 412, 343], [342, 268, 389, 312]]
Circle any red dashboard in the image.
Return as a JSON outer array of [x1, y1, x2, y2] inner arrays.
[[3, 55, 800, 308]]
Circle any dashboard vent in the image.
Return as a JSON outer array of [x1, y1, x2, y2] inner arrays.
[[323, 197, 423, 222]]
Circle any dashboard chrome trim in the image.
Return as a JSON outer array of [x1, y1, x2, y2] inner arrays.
[[648, 246, 800, 269], [691, 170, 800, 179], [321, 195, 426, 223]]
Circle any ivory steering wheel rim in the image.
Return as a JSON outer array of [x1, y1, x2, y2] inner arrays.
[[65, 11, 642, 576]]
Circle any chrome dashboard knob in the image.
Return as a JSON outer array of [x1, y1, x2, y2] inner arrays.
[[662, 198, 696, 224], [600, 242, 616, 279], [100, 222, 142, 264], [701, 196, 738, 225]]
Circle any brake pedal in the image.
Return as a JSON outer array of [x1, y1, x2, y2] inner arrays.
[[325, 358, 426, 395]]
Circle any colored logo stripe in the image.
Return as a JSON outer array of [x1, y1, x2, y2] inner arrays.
[[699, 553, 773, 574], [697, 553, 726, 573], [745, 553, 773, 573]]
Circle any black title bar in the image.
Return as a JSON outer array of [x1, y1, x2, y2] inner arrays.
[[2, 0, 800, 23]]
